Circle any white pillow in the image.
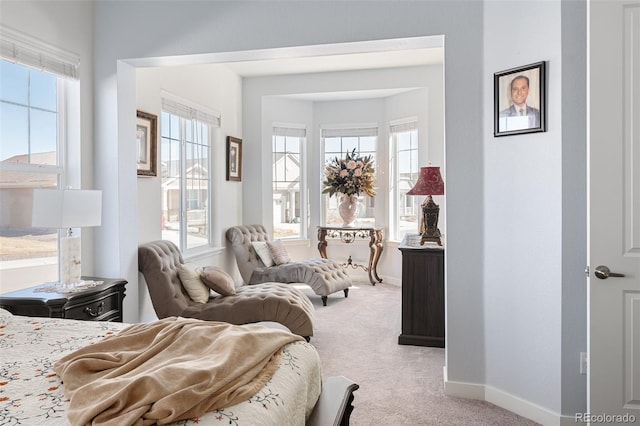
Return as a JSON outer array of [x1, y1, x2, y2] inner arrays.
[[177, 263, 209, 303], [252, 241, 275, 267]]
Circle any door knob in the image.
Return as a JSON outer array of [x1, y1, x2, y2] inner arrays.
[[594, 265, 625, 279]]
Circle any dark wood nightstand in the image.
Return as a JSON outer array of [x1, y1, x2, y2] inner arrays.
[[0, 277, 127, 322], [398, 236, 445, 347]]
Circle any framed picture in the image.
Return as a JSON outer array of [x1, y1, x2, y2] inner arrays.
[[136, 110, 158, 176], [226, 136, 242, 181], [494, 61, 546, 137]]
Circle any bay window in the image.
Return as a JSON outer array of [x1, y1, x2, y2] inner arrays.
[[272, 124, 306, 239], [389, 119, 419, 241], [321, 126, 377, 227]]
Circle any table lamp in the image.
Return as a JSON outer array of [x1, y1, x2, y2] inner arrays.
[[407, 165, 445, 246], [32, 188, 102, 287]]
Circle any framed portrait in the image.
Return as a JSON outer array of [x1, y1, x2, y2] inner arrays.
[[136, 110, 158, 176], [226, 136, 242, 181], [494, 61, 546, 137]]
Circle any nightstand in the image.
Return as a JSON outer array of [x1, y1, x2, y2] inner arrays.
[[0, 277, 127, 322]]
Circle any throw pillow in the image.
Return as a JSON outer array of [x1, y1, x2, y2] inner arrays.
[[267, 240, 291, 265], [200, 266, 236, 296], [251, 241, 275, 267], [177, 263, 209, 303]]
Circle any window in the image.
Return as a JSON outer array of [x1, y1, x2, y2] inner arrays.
[[389, 120, 419, 241], [272, 125, 306, 239], [160, 97, 220, 253], [0, 27, 80, 287], [322, 126, 378, 227]]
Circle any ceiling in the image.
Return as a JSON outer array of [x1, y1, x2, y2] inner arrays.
[[222, 47, 443, 102], [223, 47, 443, 77]]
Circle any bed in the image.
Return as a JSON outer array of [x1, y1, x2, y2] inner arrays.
[[0, 308, 357, 425]]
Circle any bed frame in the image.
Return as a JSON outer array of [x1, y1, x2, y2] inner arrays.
[[308, 376, 359, 426]]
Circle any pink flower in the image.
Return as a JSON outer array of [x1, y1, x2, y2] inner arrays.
[[339, 169, 349, 178], [346, 160, 357, 169], [354, 168, 362, 177]]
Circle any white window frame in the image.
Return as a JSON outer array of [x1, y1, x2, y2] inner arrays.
[[389, 118, 419, 241], [0, 26, 80, 289], [320, 124, 378, 227], [272, 123, 307, 240], [160, 95, 220, 256]]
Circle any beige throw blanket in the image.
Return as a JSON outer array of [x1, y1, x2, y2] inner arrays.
[[53, 317, 303, 426]]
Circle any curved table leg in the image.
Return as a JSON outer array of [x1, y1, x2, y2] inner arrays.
[[367, 229, 383, 285]]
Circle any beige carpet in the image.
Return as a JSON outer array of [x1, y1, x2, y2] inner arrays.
[[303, 282, 540, 426]]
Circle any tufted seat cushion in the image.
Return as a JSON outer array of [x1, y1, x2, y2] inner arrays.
[[226, 225, 352, 305], [249, 258, 352, 297], [138, 240, 314, 338]]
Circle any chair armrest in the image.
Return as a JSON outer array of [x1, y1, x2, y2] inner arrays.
[[307, 376, 359, 426]]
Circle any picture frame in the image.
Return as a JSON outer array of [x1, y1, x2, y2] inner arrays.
[[136, 110, 158, 176], [226, 136, 242, 181], [494, 61, 546, 137]]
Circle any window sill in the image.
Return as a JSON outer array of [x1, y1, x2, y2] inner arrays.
[[279, 239, 311, 248], [183, 246, 225, 262]]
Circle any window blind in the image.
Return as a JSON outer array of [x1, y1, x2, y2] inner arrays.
[[162, 97, 221, 127], [273, 125, 306, 138], [0, 26, 80, 80], [389, 118, 418, 133], [321, 126, 378, 138]]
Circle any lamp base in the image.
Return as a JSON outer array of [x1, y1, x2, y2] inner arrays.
[[420, 195, 443, 246], [420, 228, 443, 246], [60, 235, 82, 285]]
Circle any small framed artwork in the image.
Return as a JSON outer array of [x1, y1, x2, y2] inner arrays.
[[136, 110, 158, 176], [494, 61, 546, 137], [226, 136, 242, 181]]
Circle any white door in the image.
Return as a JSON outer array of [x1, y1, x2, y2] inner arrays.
[[588, 0, 640, 420]]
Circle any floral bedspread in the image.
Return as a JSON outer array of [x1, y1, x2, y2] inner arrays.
[[0, 309, 321, 426]]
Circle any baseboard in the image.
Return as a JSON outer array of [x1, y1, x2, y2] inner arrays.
[[442, 367, 486, 400], [443, 367, 565, 425]]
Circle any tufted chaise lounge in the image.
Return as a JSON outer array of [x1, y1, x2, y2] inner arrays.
[[226, 225, 352, 306], [138, 240, 314, 338]]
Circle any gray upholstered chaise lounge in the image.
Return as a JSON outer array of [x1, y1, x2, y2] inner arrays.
[[226, 225, 353, 306], [138, 240, 314, 338]]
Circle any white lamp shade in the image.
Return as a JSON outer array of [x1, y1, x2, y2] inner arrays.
[[32, 189, 102, 229]]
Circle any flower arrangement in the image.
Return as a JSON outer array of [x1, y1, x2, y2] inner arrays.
[[322, 148, 376, 198]]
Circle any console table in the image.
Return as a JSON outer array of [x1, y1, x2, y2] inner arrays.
[[317, 226, 383, 285], [0, 277, 127, 322], [398, 236, 444, 347]]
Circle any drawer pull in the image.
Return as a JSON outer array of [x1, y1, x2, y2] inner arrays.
[[84, 301, 105, 318]]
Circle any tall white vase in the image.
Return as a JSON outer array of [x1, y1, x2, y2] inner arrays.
[[338, 194, 360, 227]]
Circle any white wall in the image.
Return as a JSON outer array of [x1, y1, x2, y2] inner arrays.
[[135, 64, 244, 321], [482, 0, 587, 421]]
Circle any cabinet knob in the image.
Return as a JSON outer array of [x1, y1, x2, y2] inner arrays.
[[84, 301, 105, 318]]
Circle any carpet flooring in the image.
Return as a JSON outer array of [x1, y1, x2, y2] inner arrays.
[[301, 282, 541, 426]]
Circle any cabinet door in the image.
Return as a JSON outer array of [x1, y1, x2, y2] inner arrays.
[[399, 248, 444, 347]]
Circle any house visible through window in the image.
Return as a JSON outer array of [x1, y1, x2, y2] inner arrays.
[[0, 27, 80, 288], [389, 120, 419, 241], [322, 126, 378, 227], [272, 124, 306, 239], [160, 97, 220, 253]]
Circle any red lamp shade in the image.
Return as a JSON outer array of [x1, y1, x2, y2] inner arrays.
[[407, 166, 445, 196]]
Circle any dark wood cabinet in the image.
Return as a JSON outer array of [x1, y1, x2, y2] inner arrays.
[[398, 242, 445, 347], [0, 277, 127, 322]]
